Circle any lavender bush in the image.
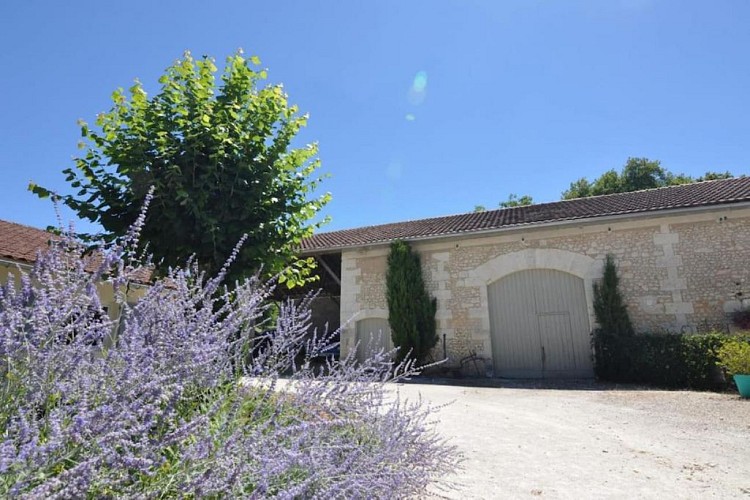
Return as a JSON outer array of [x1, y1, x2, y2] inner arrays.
[[0, 210, 457, 498]]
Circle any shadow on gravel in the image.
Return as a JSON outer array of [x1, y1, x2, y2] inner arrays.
[[402, 376, 655, 391]]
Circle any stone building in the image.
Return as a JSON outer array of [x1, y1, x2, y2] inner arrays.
[[0, 219, 149, 325], [300, 177, 750, 378]]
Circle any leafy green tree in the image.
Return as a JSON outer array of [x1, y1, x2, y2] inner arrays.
[[472, 194, 532, 212], [663, 172, 695, 186], [620, 157, 667, 191], [696, 171, 734, 182], [563, 177, 593, 199], [386, 241, 438, 364], [30, 51, 330, 286], [593, 254, 634, 337], [562, 157, 735, 200], [590, 169, 623, 196], [499, 193, 533, 208], [562, 165, 629, 199]]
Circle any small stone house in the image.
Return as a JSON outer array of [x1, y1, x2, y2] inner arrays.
[[0, 219, 148, 324], [300, 177, 750, 378]]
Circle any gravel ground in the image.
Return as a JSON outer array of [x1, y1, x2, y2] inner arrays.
[[394, 380, 750, 499]]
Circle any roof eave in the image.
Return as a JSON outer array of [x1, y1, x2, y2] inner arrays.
[[299, 200, 750, 255], [0, 257, 34, 269]]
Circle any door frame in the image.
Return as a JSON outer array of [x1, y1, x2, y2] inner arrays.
[[487, 269, 593, 378], [465, 248, 601, 376]]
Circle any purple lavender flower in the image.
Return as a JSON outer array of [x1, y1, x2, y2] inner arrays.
[[0, 214, 458, 498]]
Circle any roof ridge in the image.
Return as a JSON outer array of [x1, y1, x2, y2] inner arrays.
[[554, 175, 745, 203], [0, 218, 57, 235], [301, 176, 750, 251], [317, 176, 748, 235]]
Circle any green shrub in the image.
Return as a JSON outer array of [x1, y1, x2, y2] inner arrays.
[[593, 330, 745, 390], [593, 254, 634, 337], [386, 240, 438, 364], [717, 339, 750, 375]]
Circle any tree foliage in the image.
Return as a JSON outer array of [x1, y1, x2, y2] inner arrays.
[[499, 193, 534, 208], [593, 254, 634, 337], [386, 241, 438, 364], [562, 157, 734, 199], [473, 193, 533, 212], [30, 51, 330, 286], [696, 171, 734, 182], [473, 159, 735, 212]]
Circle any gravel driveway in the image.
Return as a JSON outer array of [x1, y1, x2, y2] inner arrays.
[[395, 380, 750, 499]]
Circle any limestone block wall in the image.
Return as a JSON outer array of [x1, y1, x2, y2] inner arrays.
[[338, 206, 750, 366], [0, 260, 148, 326], [340, 254, 389, 356], [674, 216, 750, 330]]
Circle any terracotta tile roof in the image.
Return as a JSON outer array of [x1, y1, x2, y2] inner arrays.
[[301, 177, 750, 252], [0, 219, 58, 264], [0, 219, 153, 283]]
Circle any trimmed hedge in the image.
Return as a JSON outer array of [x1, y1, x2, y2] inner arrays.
[[593, 330, 750, 390]]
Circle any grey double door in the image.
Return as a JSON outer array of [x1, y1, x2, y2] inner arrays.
[[488, 269, 593, 378], [355, 318, 393, 362]]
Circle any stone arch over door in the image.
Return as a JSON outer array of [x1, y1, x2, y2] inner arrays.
[[465, 248, 600, 377]]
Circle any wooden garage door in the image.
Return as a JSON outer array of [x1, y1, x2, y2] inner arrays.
[[488, 269, 593, 378], [355, 318, 393, 363]]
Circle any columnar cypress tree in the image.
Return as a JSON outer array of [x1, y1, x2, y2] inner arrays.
[[593, 254, 634, 336], [386, 240, 438, 363]]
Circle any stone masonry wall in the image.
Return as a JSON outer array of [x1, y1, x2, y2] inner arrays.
[[338, 207, 750, 366], [675, 216, 750, 331]]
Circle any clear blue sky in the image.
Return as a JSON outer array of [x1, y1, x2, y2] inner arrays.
[[1, 1, 749, 233]]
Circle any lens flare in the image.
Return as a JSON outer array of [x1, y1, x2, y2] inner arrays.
[[413, 71, 427, 92], [408, 70, 428, 105], [405, 113, 416, 121]]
